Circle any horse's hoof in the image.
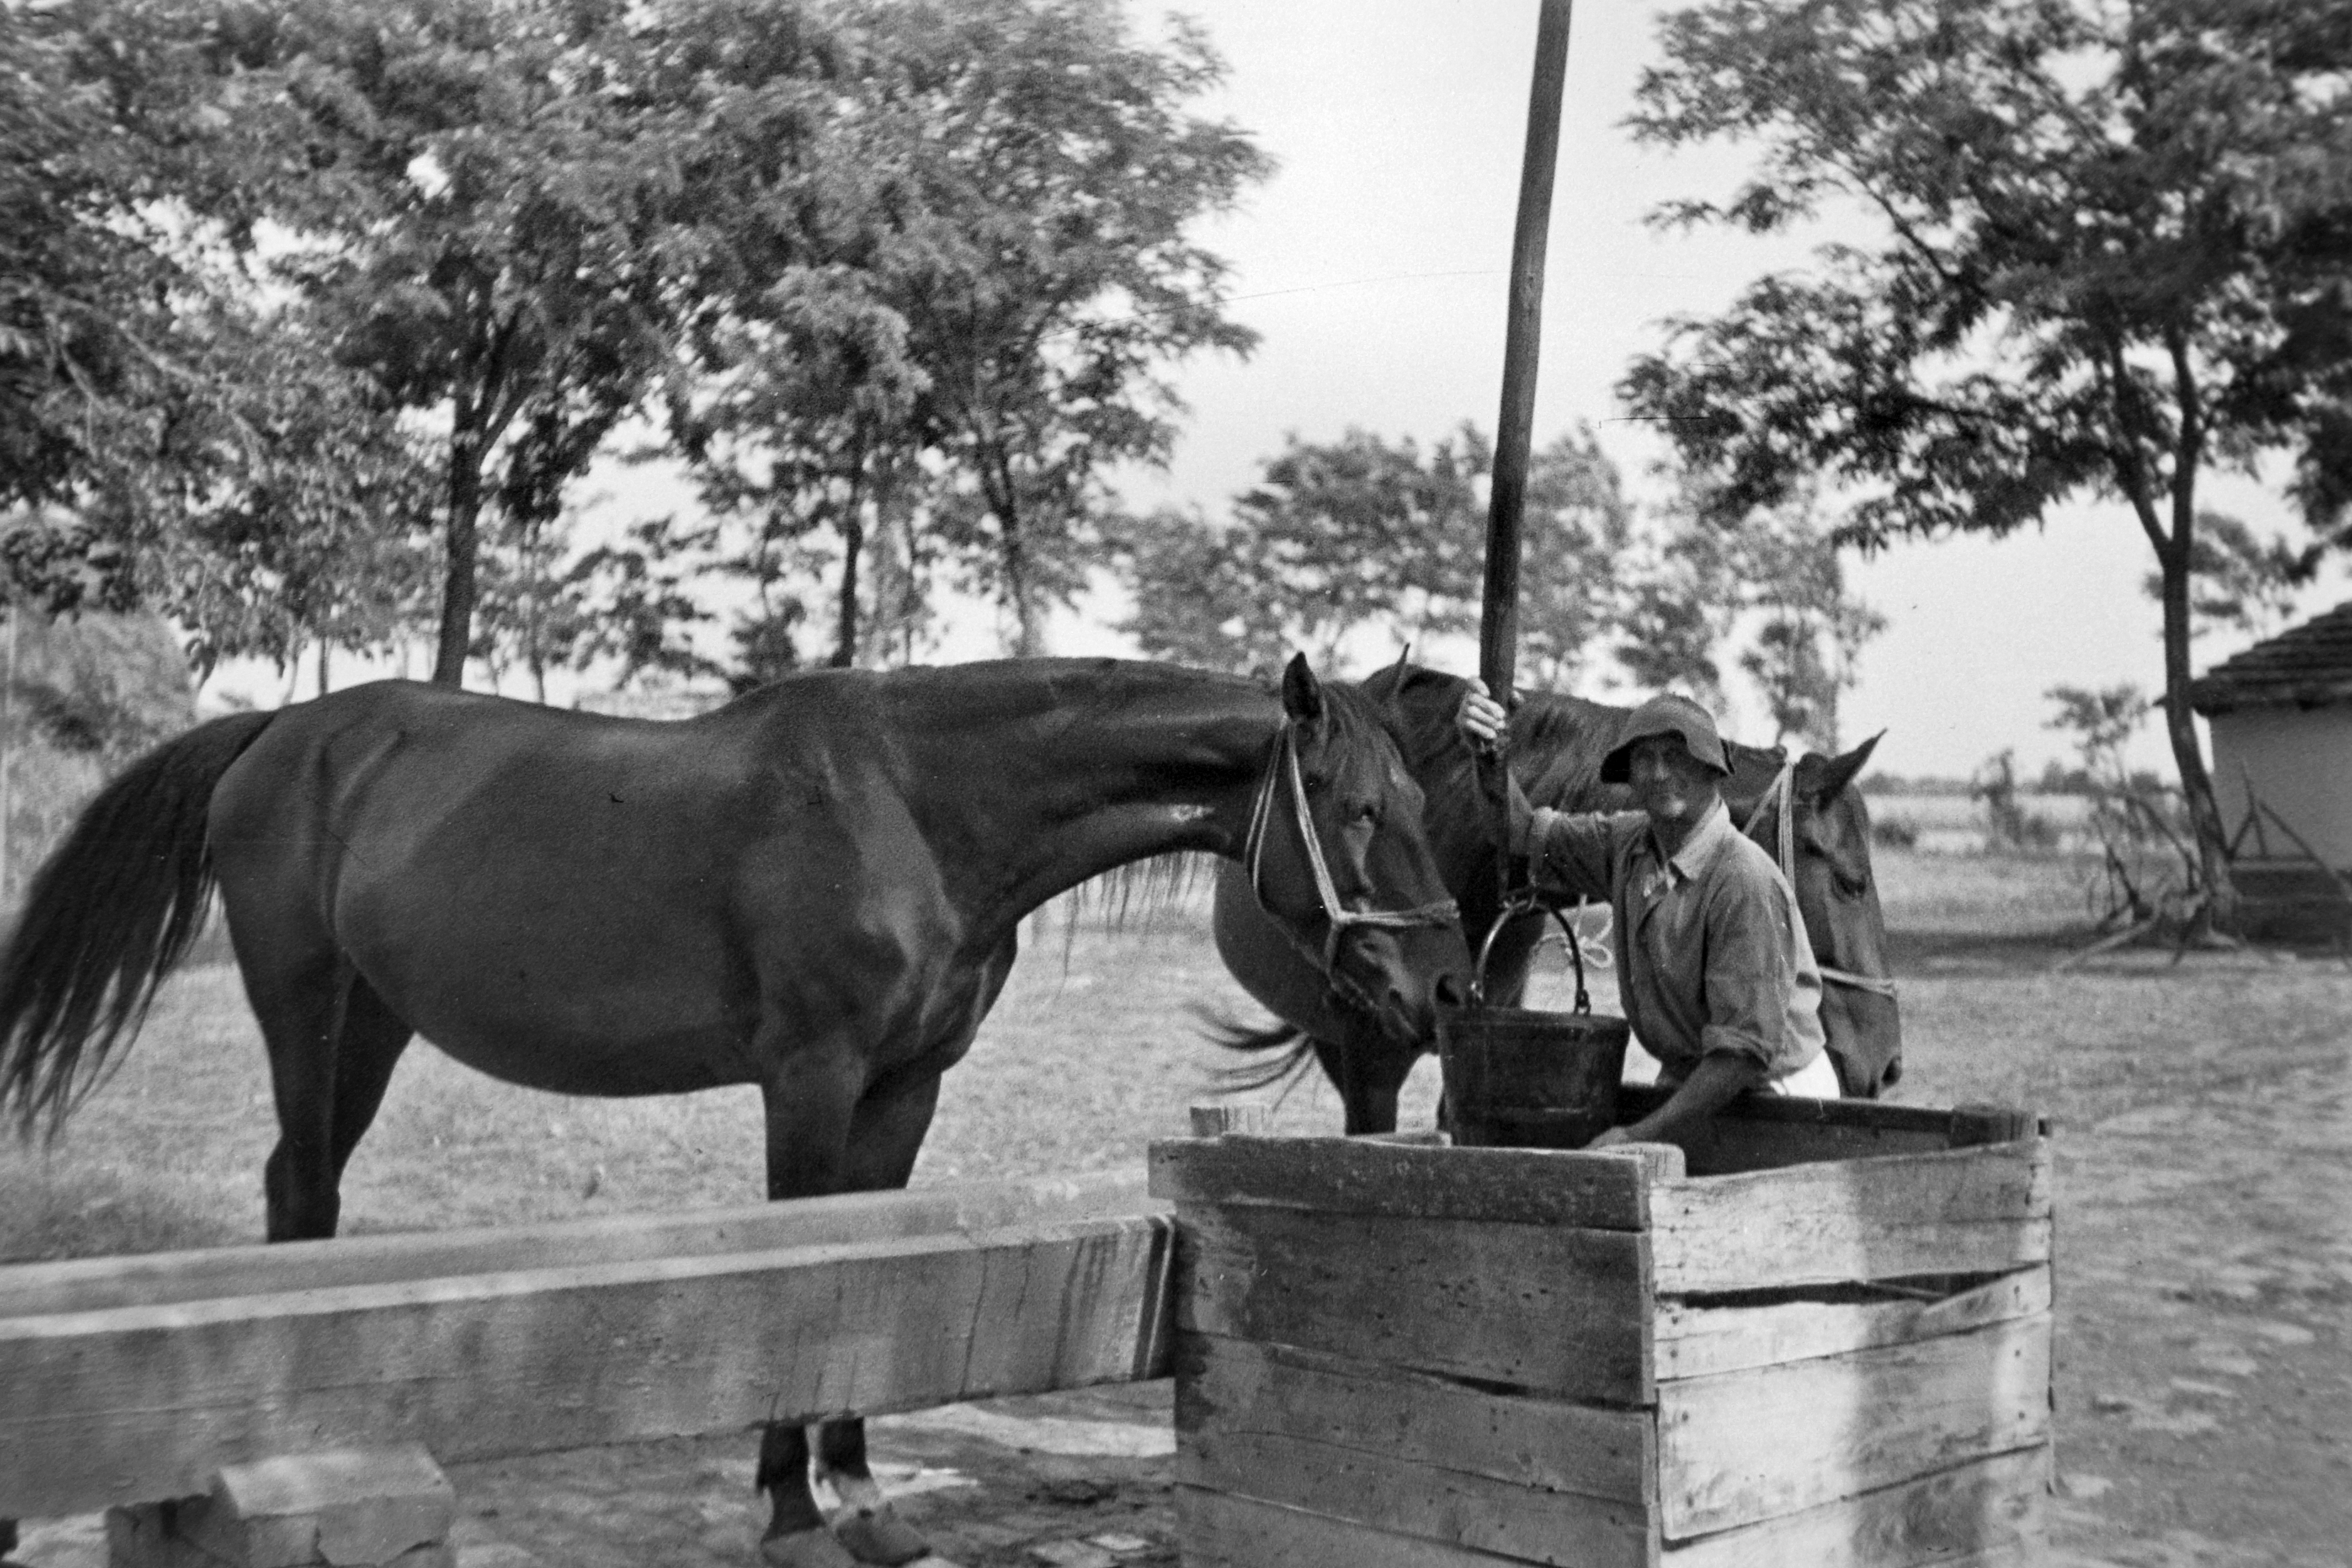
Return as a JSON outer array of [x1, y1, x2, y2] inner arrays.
[[760, 1526, 863, 1568], [831, 1505, 931, 1567]]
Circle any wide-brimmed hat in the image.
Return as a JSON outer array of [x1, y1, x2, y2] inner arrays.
[[1599, 694, 1732, 784]]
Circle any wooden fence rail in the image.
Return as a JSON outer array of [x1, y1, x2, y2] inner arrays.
[[0, 1170, 1174, 1521]]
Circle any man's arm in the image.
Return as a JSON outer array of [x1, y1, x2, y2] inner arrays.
[[1587, 1052, 1766, 1150]]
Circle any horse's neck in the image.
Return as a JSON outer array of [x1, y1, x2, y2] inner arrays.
[[896, 664, 1274, 930]]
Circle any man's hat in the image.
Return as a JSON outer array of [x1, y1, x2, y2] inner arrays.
[[1599, 693, 1732, 784]]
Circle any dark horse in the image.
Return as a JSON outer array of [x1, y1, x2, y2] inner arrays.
[[1210, 663, 1900, 1134], [0, 655, 1470, 1568]]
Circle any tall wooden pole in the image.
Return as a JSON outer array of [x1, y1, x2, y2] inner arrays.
[[1478, 0, 1573, 707]]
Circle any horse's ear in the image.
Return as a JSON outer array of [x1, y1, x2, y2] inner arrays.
[[1281, 652, 1326, 727], [1808, 730, 1883, 802], [1358, 644, 1413, 705]]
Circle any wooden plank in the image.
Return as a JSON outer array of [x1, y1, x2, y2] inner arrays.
[[1179, 1427, 1651, 1568], [1178, 1486, 1625, 1568], [0, 1212, 1171, 1519], [1655, 1267, 2052, 1382], [1149, 1136, 1660, 1230], [1661, 1445, 2048, 1568], [0, 1168, 1159, 1319], [1175, 1333, 1651, 1504], [1649, 1142, 2052, 1294], [1177, 1202, 1652, 1404], [1657, 1315, 2051, 1539]]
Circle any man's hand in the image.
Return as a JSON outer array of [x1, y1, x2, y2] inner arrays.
[[1457, 678, 1508, 751], [1584, 1126, 1634, 1151]]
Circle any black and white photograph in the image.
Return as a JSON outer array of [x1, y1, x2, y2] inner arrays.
[[1, 0, 2346, 1564]]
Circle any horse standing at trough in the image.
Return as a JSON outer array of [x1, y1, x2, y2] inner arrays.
[[0, 654, 1472, 1568], [1210, 663, 1899, 1134]]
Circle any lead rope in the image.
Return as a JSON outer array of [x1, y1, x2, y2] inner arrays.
[[1740, 759, 1900, 1001]]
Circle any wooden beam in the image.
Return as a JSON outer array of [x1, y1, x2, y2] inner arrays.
[[1478, 0, 1575, 705], [1660, 1445, 2048, 1567], [1149, 1135, 1657, 1230], [0, 1211, 1173, 1520], [1649, 1142, 2053, 1295], [1656, 1315, 2052, 1538], [0, 1169, 1158, 1320], [1654, 1266, 2050, 1382], [1178, 1486, 1606, 1568], [1176, 1202, 1651, 1404], [1176, 1333, 1652, 1505]]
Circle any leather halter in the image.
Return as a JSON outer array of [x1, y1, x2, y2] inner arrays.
[[1244, 725, 1460, 975], [1741, 760, 1900, 1001]]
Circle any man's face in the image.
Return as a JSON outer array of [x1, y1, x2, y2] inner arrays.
[[1625, 734, 1720, 837]]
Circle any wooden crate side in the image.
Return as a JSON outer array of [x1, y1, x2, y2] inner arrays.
[[0, 1168, 1159, 1320], [1657, 1315, 2051, 1540], [0, 1213, 1169, 1520], [1176, 1202, 1653, 1404], [1654, 1267, 2052, 1382], [1649, 1142, 2053, 1294], [1175, 1333, 1652, 1504], [1178, 1427, 1653, 1568], [1660, 1444, 2048, 1568], [1177, 1485, 1649, 1568], [1148, 1137, 1652, 1230]]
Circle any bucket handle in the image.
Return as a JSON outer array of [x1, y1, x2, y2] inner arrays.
[[1471, 894, 1599, 1013]]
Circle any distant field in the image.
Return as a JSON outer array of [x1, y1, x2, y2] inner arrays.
[[1866, 790, 2099, 854]]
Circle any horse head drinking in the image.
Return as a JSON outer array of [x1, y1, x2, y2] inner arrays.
[[0, 652, 1469, 1568], [1210, 663, 1902, 1134]]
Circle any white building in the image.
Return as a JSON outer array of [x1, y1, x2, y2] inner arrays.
[[2188, 601, 2352, 944]]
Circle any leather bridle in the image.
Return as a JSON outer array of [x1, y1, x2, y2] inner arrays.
[[1741, 759, 1900, 1001], [1244, 725, 1460, 977]]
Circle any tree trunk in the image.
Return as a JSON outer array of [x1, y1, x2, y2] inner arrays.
[[432, 424, 488, 688], [2154, 538, 2240, 934], [832, 466, 868, 670]]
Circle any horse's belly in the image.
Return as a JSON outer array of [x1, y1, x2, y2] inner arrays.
[[420, 1015, 752, 1098]]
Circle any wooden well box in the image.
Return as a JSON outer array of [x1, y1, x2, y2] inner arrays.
[[1151, 1094, 2053, 1567]]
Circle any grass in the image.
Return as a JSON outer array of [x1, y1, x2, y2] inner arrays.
[[0, 846, 2319, 1258]]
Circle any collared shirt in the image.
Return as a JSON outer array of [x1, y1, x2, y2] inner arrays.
[[1524, 798, 1826, 1084]]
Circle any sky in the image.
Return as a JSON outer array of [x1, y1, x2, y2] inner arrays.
[[217, 0, 2347, 782], [1058, 0, 2348, 780]]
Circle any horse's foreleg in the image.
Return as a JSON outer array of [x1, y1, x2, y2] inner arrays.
[[752, 1050, 924, 1566], [808, 1074, 942, 1566]]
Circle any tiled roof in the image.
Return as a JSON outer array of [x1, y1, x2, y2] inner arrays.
[[2188, 601, 2352, 714]]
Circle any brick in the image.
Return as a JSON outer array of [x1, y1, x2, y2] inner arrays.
[[179, 1446, 454, 1568]]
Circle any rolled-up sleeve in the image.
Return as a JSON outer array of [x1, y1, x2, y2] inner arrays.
[[1696, 871, 1809, 1074]]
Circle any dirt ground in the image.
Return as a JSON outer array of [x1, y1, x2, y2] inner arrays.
[[6, 852, 2350, 1567]]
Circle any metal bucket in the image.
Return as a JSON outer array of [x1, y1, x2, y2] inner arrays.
[[1438, 900, 1631, 1150]]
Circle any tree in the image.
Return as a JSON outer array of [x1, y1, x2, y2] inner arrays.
[[2138, 510, 2305, 641], [808, 0, 1272, 655], [230, 0, 732, 688], [1116, 425, 1633, 681], [1736, 493, 1887, 750], [1619, 0, 2352, 930], [1, 0, 432, 663]]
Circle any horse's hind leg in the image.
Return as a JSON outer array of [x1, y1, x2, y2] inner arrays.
[[240, 944, 413, 1242]]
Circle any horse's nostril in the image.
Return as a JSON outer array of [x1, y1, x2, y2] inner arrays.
[[1435, 972, 1468, 1008]]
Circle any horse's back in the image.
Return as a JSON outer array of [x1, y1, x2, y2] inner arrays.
[[203, 679, 944, 1094]]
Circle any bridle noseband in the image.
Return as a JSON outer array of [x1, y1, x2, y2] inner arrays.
[[1742, 759, 1900, 1001], [1244, 725, 1460, 976]]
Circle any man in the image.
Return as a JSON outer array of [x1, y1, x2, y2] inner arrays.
[[1457, 681, 1839, 1151]]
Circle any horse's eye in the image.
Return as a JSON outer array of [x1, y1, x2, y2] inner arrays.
[[1834, 870, 1870, 899]]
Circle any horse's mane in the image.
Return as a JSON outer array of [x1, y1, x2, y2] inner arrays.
[[1061, 668, 1405, 939], [1371, 664, 1795, 824]]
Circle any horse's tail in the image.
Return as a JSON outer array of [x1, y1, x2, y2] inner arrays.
[[1193, 1007, 1323, 1093], [0, 709, 277, 1139]]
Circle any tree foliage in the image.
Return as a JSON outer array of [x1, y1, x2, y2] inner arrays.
[[674, 0, 1270, 664], [1619, 0, 2352, 927], [1117, 425, 1632, 681]]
